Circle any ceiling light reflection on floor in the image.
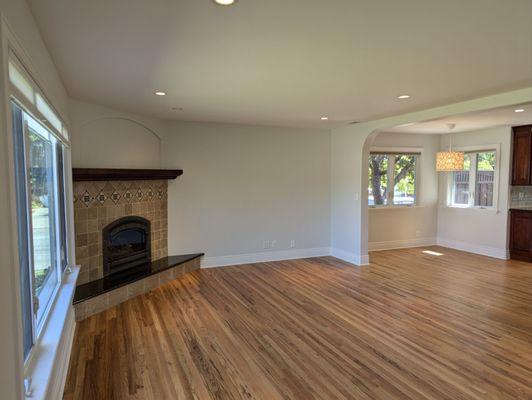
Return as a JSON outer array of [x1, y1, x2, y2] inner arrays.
[[422, 250, 444, 256]]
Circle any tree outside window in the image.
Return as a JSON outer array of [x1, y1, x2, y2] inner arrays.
[[368, 153, 418, 207]]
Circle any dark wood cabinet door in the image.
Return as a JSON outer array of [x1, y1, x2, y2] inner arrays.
[[512, 126, 532, 185], [509, 210, 532, 261]]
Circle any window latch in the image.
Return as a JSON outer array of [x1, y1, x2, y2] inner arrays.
[[24, 377, 33, 397], [32, 295, 39, 315]]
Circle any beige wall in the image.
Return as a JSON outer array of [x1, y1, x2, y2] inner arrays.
[[437, 126, 511, 257], [69, 100, 332, 262], [162, 121, 331, 261], [368, 132, 439, 248]]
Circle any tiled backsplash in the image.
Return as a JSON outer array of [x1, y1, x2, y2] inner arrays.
[[510, 186, 532, 208], [73, 180, 168, 285]]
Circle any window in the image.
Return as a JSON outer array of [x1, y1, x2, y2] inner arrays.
[[450, 150, 496, 208], [368, 152, 419, 207], [12, 100, 68, 360]]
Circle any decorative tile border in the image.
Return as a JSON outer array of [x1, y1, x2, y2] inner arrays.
[[74, 180, 167, 208]]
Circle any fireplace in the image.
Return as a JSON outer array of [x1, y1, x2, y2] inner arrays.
[[102, 216, 151, 276]]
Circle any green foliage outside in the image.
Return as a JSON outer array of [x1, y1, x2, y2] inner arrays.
[[369, 155, 415, 205], [34, 267, 50, 292], [394, 155, 416, 196], [476, 152, 495, 171]]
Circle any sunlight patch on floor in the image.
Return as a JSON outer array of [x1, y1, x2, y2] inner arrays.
[[422, 250, 444, 256]]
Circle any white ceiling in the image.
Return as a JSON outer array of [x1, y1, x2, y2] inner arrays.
[[28, 0, 532, 128], [385, 103, 532, 134]]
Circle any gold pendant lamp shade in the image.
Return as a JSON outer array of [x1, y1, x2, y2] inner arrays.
[[436, 123, 464, 172], [436, 151, 465, 172]]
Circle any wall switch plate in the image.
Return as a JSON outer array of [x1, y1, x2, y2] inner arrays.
[[290, 240, 296, 248]]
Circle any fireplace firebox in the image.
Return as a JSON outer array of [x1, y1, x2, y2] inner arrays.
[[102, 216, 151, 276]]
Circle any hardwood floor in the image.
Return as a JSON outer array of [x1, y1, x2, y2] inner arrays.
[[64, 247, 532, 400]]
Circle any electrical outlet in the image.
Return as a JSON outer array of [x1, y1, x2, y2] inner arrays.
[[290, 240, 296, 248]]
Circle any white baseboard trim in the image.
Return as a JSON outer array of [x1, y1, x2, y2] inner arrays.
[[330, 248, 369, 266], [201, 247, 331, 268], [47, 307, 76, 400], [369, 237, 437, 251], [437, 237, 509, 260]]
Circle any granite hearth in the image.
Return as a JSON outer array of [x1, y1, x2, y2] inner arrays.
[[73, 254, 203, 321]]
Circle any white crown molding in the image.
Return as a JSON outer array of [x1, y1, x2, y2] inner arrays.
[[369, 237, 437, 251], [437, 237, 509, 260]]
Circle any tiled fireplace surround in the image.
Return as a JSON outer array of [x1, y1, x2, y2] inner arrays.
[[74, 179, 169, 286], [72, 179, 203, 321]]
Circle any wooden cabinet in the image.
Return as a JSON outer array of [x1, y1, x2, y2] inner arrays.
[[511, 125, 532, 185], [509, 209, 532, 261]]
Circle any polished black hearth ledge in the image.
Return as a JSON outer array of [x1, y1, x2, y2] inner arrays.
[[74, 253, 204, 304]]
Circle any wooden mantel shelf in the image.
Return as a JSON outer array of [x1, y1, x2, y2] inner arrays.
[[73, 168, 183, 182]]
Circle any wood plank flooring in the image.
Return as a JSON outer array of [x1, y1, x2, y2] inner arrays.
[[64, 247, 532, 400]]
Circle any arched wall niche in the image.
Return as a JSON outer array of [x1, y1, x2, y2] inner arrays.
[[72, 116, 163, 169]]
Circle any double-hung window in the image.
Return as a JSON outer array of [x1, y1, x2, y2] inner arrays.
[[9, 54, 69, 361], [368, 151, 420, 207], [450, 149, 497, 208]]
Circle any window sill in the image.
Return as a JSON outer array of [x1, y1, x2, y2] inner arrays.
[[442, 205, 500, 214], [369, 205, 425, 211], [24, 266, 80, 400]]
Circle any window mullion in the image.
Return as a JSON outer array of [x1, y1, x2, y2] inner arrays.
[[51, 143, 62, 284], [21, 120, 39, 340], [469, 153, 478, 207], [387, 155, 395, 206]]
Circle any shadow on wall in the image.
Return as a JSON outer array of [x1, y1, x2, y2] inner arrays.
[[72, 117, 162, 168]]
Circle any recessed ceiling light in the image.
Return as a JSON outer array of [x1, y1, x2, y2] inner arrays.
[[321, 116, 329, 120], [397, 94, 411, 99], [515, 108, 525, 113], [213, 0, 236, 5], [154, 91, 166, 96]]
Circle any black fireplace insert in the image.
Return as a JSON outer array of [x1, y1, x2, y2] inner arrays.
[[102, 216, 151, 276]]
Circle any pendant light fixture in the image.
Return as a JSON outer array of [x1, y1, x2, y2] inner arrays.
[[436, 123, 464, 172]]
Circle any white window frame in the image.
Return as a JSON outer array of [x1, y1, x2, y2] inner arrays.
[[446, 144, 500, 211], [368, 146, 423, 209], [21, 108, 64, 334], [2, 20, 79, 400]]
